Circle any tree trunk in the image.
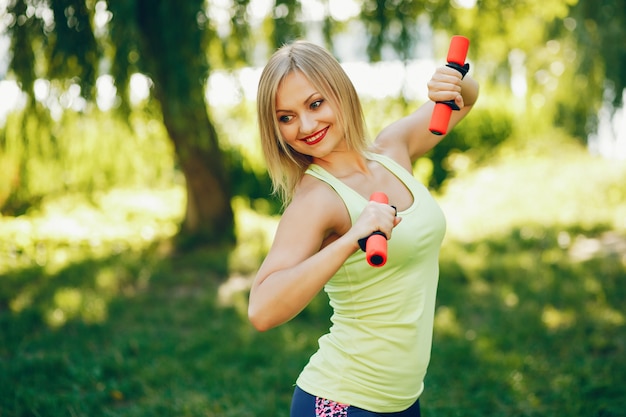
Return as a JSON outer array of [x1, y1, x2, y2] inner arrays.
[[165, 107, 235, 250], [136, 0, 235, 251]]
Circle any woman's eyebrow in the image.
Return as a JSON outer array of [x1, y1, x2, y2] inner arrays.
[[276, 93, 320, 113]]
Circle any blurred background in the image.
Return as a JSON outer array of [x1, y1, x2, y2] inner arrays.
[[0, 0, 625, 416]]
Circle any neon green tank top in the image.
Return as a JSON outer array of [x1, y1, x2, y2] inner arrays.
[[296, 152, 446, 412]]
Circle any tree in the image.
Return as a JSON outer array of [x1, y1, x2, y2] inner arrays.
[[558, 0, 626, 137], [4, 0, 239, 251], [106, 0, 237, 250]]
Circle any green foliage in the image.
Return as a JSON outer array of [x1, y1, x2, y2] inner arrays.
[[3, 0, 240, 248], [48, 0, 99, 99], [208, 98, 282, 214], [218, 0, 253, 68], [4, 1, 37, 97], [361, 92, 515, 189], [0, 108, 176, 215], [440, 0, 626, 140], [271, 0, 303, 47], [7, 0, 99, 98], [359, 0, 423, 61], [429, 100, 514, 187], [567, 0, 626, 109]]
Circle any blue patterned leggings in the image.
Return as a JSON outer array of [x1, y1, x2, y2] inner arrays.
[[290, 386, 421, 417]]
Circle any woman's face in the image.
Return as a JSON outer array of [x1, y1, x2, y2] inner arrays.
[[275, 70, 344, 159]]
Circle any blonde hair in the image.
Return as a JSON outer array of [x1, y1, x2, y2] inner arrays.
[[257, 40, 369, 205]]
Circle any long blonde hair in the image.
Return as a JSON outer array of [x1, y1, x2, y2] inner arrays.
[[257, 40, 369, 205]]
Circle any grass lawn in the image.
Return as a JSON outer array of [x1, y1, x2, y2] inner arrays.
[[1, 143, 625, 416]]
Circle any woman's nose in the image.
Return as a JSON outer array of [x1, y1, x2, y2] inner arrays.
[[299, 113, 316, 134]]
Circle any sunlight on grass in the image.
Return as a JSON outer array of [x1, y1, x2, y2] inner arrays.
[[541, 305, 576, 331], [219, 197, 279, 318], [0, 187, 185, 277], [1, 187, 185, 328], [439, 136, 626, 242], [0, 188, 278, 326], [228, 196, 279, 276], [434, 305, 462, 337], [45, 287, 108, 327]]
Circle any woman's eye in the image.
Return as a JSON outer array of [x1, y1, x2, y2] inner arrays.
[[278, 115, 293, 123], [310, 99, 323, 110]]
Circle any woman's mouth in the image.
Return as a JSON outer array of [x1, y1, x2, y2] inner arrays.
[[300, 127, 328, 145]]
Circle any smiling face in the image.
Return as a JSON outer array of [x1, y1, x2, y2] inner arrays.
[[256, 41, 368, 203], [275, 70, 346, 160]]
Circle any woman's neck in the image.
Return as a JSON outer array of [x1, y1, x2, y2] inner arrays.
[[312, 149, 369, 179]]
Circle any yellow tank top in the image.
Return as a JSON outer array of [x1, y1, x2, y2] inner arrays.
[[296, 152, 446, 412]]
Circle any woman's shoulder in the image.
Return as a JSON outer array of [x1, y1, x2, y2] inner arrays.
[[367, 143, 413, 173], [293, 172, 343, 209], [286, 171, 351, 234]]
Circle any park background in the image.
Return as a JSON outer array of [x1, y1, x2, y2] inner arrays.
[[1, 0, 625, 415]]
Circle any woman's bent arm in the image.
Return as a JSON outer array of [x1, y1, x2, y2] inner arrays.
[[248, 225, 359, 331], [376, 69, 480, 166], [248, 180, 398, 331], [248, 184, 355, 331]]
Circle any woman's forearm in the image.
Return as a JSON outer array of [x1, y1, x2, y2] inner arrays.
[[248, 233, 359, 331], [461, 75, 479, 107]]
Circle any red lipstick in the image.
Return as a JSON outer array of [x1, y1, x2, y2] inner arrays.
[[300, 127, 328, 145]]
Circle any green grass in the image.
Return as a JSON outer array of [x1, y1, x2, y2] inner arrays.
[[0, 244, 328, 416], [427, 228, 626, 416], [1, 140, 625, 416]]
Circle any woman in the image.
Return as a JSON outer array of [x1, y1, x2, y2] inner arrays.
[[249, 40, 479, 416]]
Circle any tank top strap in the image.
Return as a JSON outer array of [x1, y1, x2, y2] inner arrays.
[[364, 152, 416, 186], [305, 164, 366, 223]]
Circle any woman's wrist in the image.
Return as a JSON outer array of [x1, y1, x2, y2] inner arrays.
[[461, 76, 479, 107]]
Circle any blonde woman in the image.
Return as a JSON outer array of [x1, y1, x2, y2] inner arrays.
[[249, 40, 479, 417]]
